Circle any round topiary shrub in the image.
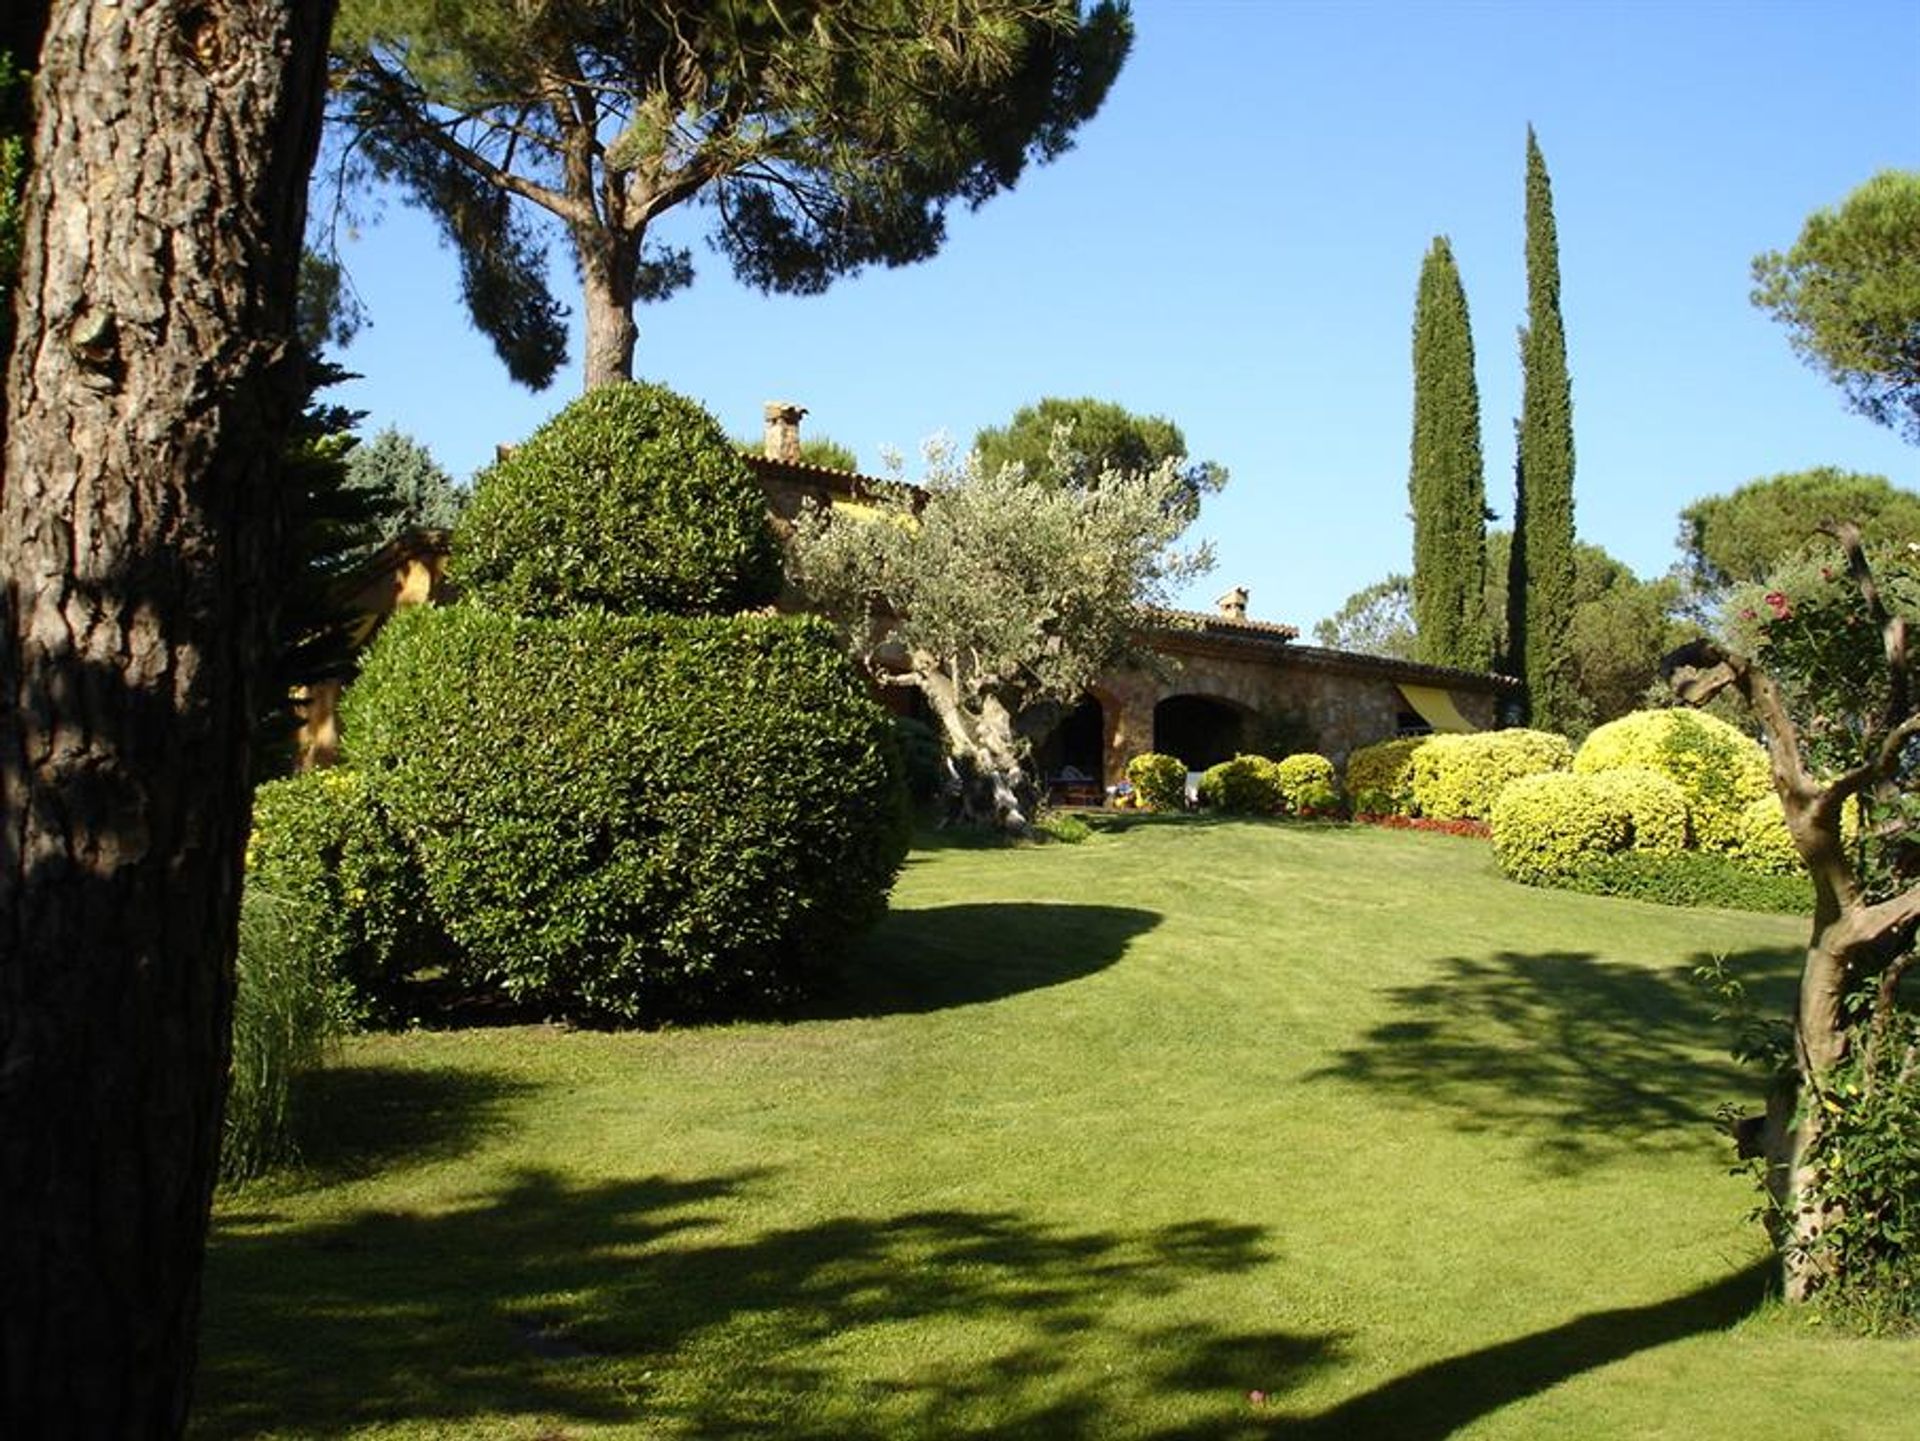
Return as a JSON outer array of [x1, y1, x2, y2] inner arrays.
[[452, 381, 783, 619], [1490, 771, 1632, 886], [1729, 794, 1802, 876], [344, 606, 908, 1022], [247, 767, 441, 1024], [1127, 752, 1188, 812], [1345, 736, 1428, 815], [1573, 709, 1770, 852], [1584, 766, 1691, 854], [1198, 754, 1283, 814], [1407, 728, 1573, 822], [1273, 752, 1341, 815]]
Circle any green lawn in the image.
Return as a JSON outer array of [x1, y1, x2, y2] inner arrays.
[[195, 821, 1917, 1438]]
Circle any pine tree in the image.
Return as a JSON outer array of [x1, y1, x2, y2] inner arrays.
[[1408, 236, 1490, 669], [1511, 126, 1578, 730]]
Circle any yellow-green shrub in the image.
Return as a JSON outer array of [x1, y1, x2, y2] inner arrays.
[[1585, 767, 1691, 854], [1407, 728, 1573, 822], [1573, 709, 1769, 852], [1127, 752, 1188, 812], [1731, 793, 1801, 875], [1273, 753, 1341, 815], [1197, 754, 1283, 814], [1344, 737, 1428, 815], [1491, 771, 1632, 885], [1728, 791, 1859, 876]]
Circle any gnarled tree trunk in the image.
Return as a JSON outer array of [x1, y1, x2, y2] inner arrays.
[[906, 654, 1038, 833], [0, 2, 334, 1432]]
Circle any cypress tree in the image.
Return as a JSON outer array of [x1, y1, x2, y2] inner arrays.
[[1511, 126, 1578, 730], [1409, 236, 1491, 670]]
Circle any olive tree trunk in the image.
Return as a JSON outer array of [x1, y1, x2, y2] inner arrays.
[[903, 653, 1039, 833], [0, 2, 334, 1432]]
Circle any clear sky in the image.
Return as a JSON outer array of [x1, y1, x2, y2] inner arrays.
[[319, 0, 1919, 636]]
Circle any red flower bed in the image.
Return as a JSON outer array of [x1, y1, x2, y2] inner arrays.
[[1353, 813, 1491, 839]]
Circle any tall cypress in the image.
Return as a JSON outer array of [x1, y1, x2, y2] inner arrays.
[[1511, 126, 1577, 729], [1409, 236, 1490, 669]]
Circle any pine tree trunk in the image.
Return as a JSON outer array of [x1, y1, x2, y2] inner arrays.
[[0, 2, 333, 1433], [578, 227, 639, 391]]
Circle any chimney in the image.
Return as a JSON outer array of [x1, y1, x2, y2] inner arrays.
[[1216, 586, 1249, 622], [763, 401, 807, 462]]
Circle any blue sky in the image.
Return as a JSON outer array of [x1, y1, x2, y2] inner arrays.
[[320, 0, 1918, 635]]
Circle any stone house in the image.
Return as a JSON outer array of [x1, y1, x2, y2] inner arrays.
[[747, 403, 1520, 793], [296, 402, 1517, 787]]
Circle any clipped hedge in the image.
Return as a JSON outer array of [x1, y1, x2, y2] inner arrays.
[[1345, 736, 1428, 816], [1728, 791, 1861, 876], [1555, 850, 1814, 915], [1585, 766, 1691, 854], [452, 382, 783, 619], [1490, 771, 1631, 886], [1198, 754, 1284, 814], [1128, 752, 1188, 812], [1274, 753, 1341, 815], [1574, 709, 1770, 852], [1407, 728, 1573, 822], [345, 606, 908, 1022], [246, 767, 439, 1024]]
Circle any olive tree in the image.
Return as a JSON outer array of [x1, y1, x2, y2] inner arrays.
[[788, 437, 1211, 832]]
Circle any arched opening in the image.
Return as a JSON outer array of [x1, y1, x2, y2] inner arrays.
[[1032, 695, 1107, 803], [1153, 694, 1252, 771]]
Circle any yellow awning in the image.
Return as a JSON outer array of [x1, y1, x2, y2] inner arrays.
[[1398, 683, 1478, 734]]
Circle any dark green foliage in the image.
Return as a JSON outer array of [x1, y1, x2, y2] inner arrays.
[[332, 1, 1131, 384], [1313, 574, 1416, 659], [1409, 237, 1490, 669], [257, 350, 400, 775], [891, 714, 945, 806], [344, 606, 909, 1023], [1752, 169, 1920, 443], [247, 769, 442, 1025], [1513, 127, 1579, 732], [1804, 1034, 1920, 1332], [345, 425, 468, 538], [0, 49, 29, 390], [973, 395, 1227, 524], [1679, 468, 1920, 595], [453, 382, 781, 619], [353, 125, 570, 388], [1553, 849, 1813, 915]]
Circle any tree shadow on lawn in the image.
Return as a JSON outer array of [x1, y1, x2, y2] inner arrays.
[[805, 901, 1160, 1019], [1307, 947, 1800, 1172], [196, 1166, 1338, 1439], [290, 1062, 538, 1184], [1152, 1260, 1773, 1440]]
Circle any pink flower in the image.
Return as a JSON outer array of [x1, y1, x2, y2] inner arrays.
[[1741, 607, 1758, 621], [1764, 591, 1792, 620]]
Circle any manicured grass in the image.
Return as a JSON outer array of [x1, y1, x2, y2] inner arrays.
[[195, 821, 1918, 1438]]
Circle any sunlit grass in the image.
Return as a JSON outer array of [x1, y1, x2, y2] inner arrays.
[[196, 820, 1917, 1439]]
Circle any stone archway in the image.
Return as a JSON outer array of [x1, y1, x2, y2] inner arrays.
[[1153, 693, 1255, 771]]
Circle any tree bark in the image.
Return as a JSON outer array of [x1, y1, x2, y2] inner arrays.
[[0, 2, 334, 1433], [909, 655, 1037, 833], [577, 225, 639, 391]]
